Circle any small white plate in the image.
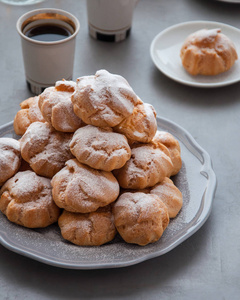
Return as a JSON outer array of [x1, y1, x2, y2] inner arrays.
[[150, 21, 240, 88]]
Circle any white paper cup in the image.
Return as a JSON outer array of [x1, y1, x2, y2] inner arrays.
[[87, 0, 139, 42], [16, 8, 80, 94]]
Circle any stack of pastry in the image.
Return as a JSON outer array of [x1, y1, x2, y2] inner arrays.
[[0, 70, 183, 247]]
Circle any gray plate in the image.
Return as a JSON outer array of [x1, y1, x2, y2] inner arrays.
[[0, 118, 217, 269]]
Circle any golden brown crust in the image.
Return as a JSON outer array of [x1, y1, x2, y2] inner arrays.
[[0, 138, 21, 186], [70, 125, 131, 171], [153, 131, 182, 176], [180, 28, 238, 76], [13, 96, 45, 136], [113, 192, 169, 246], [0, 171, 60, 228], [71, 70, 139, 127], [114, 103, 157, 143], [51, 159, 120, 213], [150, 177, 183, 218], [55, 79, 76, 93], [38, 80, 85, 133], [20, 122, 74, 178], [58, 205, 116, 246], [113, 143, 173, 189]]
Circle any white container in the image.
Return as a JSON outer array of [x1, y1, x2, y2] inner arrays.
[[87, 0, 139, 42], [16, 8, 80, 94]]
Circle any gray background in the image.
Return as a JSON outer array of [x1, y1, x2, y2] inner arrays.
[[0, 0, 240, 299]]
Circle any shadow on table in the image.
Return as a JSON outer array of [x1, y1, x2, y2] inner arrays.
[[150, 67, 240, 109]]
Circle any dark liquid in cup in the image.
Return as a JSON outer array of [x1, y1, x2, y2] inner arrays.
[[25, 24, 72, 42]]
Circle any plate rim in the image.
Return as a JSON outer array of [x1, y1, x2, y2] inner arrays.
[[0, 118, 217, 269], [150, 20, 240, 88]]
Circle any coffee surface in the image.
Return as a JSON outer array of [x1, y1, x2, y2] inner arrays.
[[25, 24, 71, 42]]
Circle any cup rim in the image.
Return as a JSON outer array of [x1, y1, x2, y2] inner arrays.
[[16, 8, 80, 45]]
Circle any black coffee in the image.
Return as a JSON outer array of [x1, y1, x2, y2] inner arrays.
[[25, 24, 72, 42]]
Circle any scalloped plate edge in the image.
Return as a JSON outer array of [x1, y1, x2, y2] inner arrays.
[[0, 118, 217, 269]]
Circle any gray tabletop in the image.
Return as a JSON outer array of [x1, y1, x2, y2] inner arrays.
[[0, 0, 240, 299]]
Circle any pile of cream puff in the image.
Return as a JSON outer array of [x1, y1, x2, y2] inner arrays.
[[0, 70, 183, 246]]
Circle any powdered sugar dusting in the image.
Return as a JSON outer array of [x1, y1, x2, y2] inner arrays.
[[114, 143, 173, 189], [0, 138, 21, 185], [72, 70, 139, 127], [0, 137, 20, 152], [114, 103, 157, 143], [20, 122, 73, 178], [39, 82, 83, 133], [51, 159, 119, 213], [70, 125, 131, 171], [192, 28, 221, 44]]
